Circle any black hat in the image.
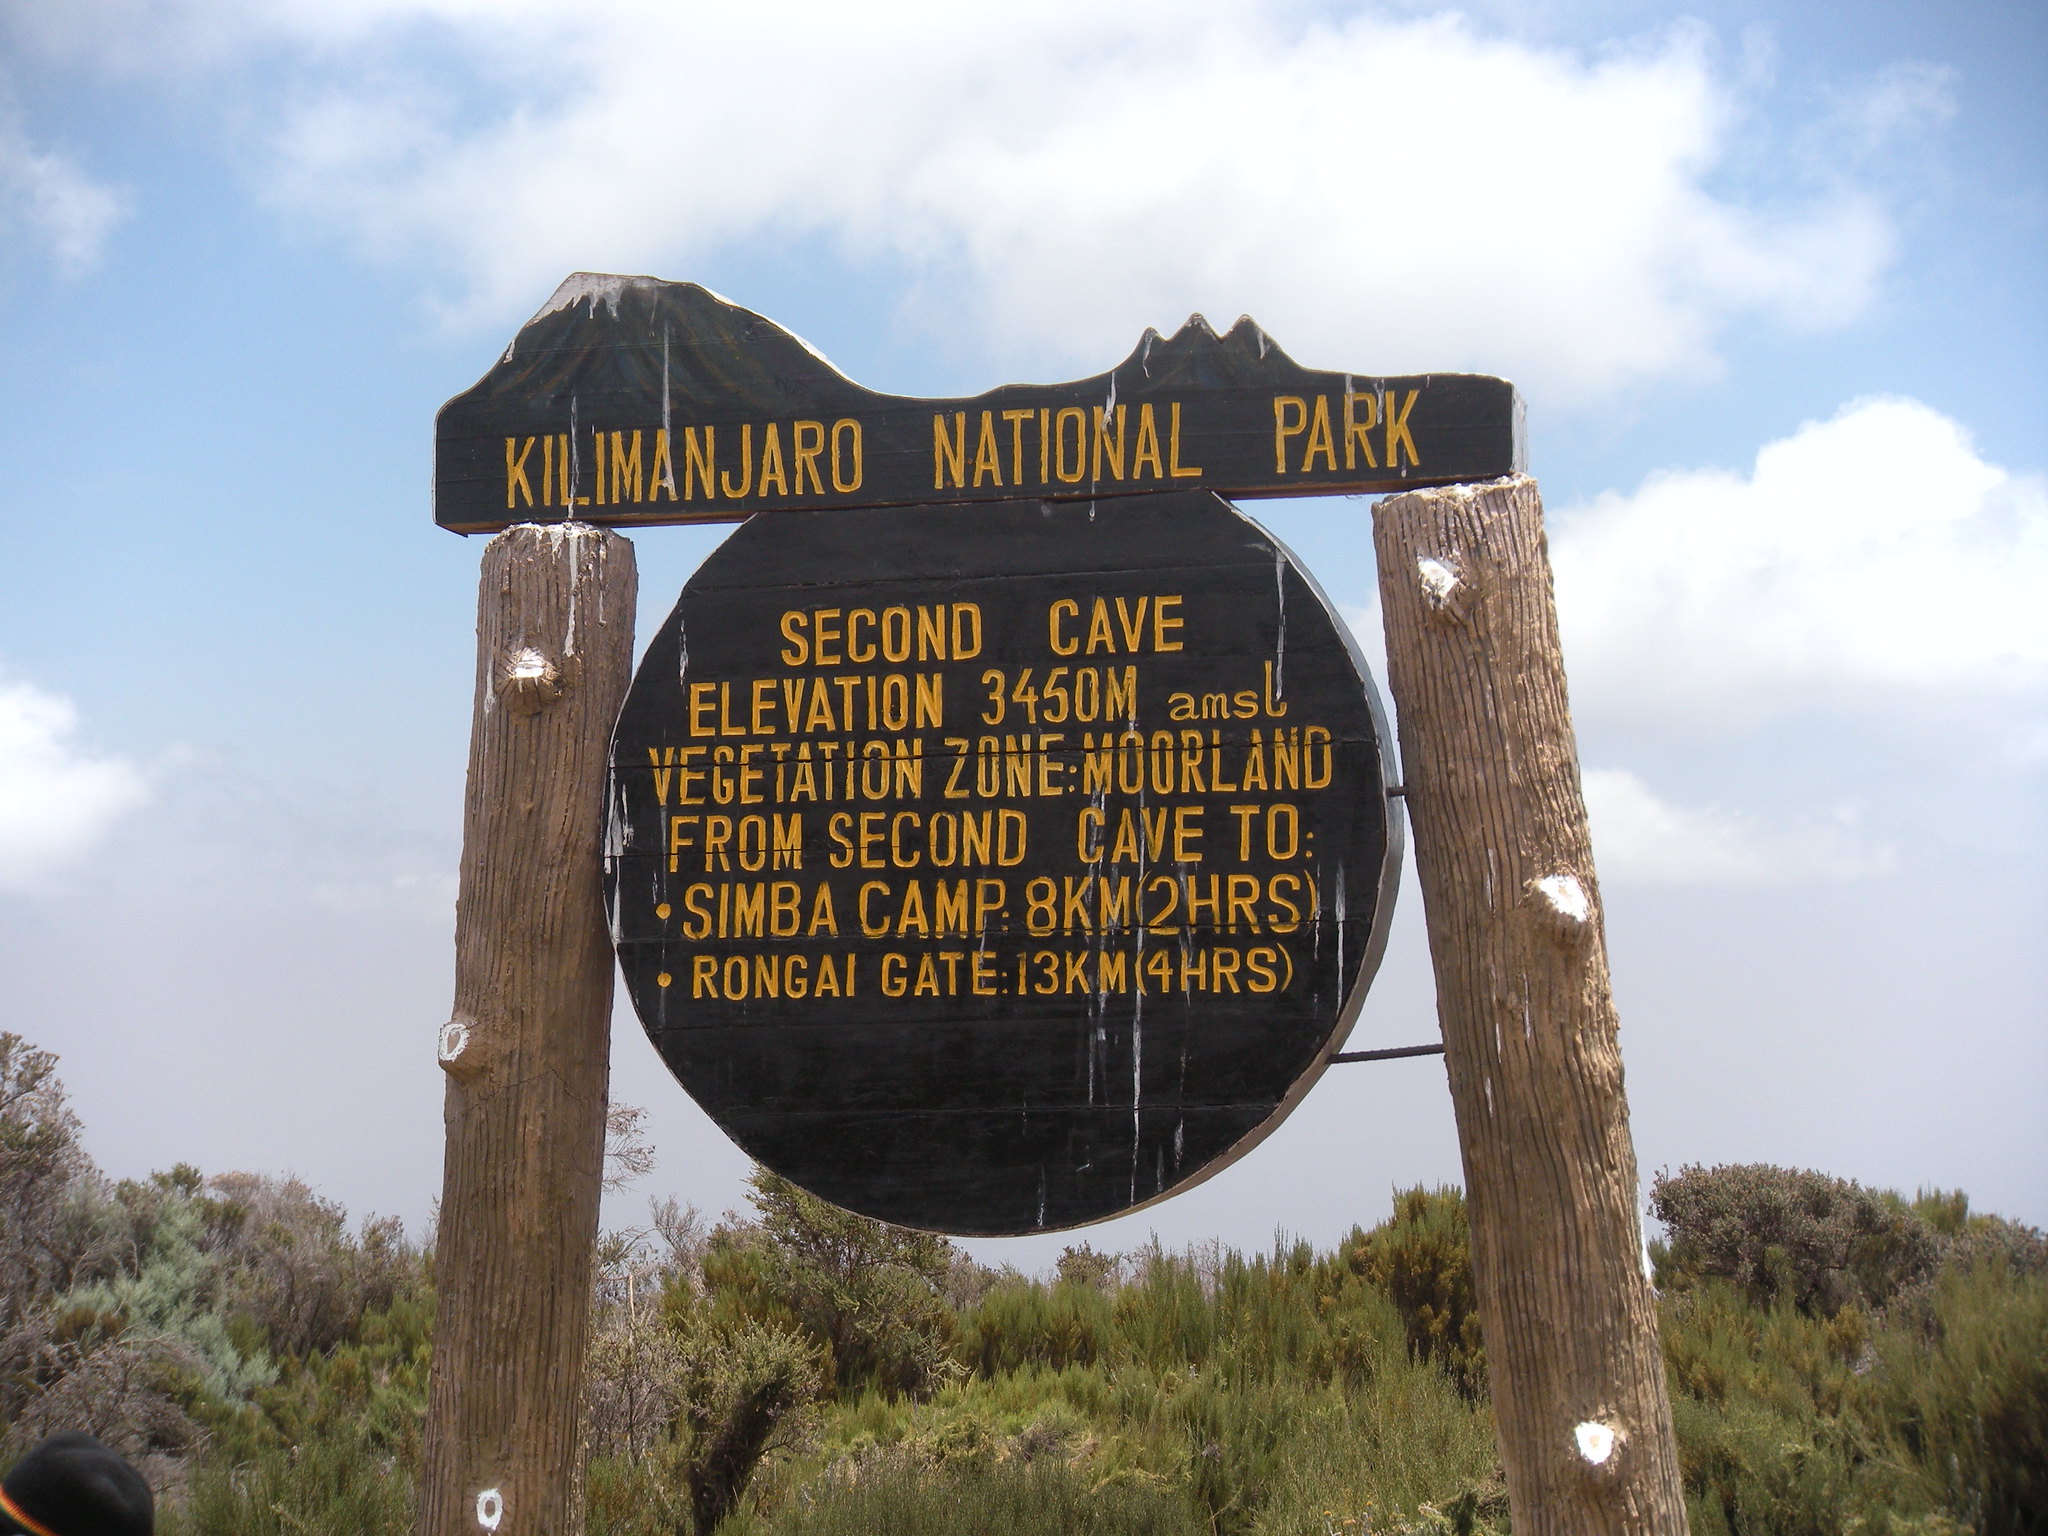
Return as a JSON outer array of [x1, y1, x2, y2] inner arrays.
[[0, 1433, 153, 1536]]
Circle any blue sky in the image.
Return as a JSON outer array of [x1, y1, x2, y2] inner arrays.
[[1, 0, 2042, 1263]]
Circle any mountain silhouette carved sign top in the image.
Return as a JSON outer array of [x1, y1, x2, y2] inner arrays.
[[434, 274, 1524, 533]]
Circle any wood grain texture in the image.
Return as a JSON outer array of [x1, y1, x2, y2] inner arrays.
[[1373, 477, 1687, 1535], [420, 523, 637, 1536]]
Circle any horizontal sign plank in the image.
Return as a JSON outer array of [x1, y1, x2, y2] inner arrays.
[[436, 274, 1524, 534]]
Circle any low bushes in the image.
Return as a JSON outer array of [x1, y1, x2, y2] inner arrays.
[[4, 1032, 2043, 1535]]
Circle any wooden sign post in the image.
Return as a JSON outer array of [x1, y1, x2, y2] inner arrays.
[[425, 274, 1685, 1535], [1374, 478, 1686, 1533], [420, 524, 636, 1536]]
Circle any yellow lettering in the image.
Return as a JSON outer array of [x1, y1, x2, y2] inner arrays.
[[830, 418, 863, 492], [720, 423, 754, 499], [609, 429, 644, 503], [1344, 393, 1378, 469], [779, 610, 809, 666], [757, 422, 788, 496], [648, 429, 678, 500], [934, 411, 966, 489], [1385, 389, 1420, 467], [1092, 403, 1126, 481], [859, 880, 890, 937], [1048, 598, 1080, 656], [972, 410, 1004, 487], [808, 882, 839, 936], [846, 608, 876, 665], [1078, 806, 1105, 862], [1153, 594, 1183, 652], [1001, 408, 1032, 486], [1272, 396, 1307, 472], [505, 436, 535, 508], [952, 603, 983, 660], [683, 426, 717, 500], [1169, 402, 1201, 476], [1054, 407, 1086, 484], [1303, 396, 1335, 471], [1132, 403, 1164, 479], [792, 419, 826, 494]]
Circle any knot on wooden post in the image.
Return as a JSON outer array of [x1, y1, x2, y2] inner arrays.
[[1414, 554, 1474, 624], [1573, 1417, 1624, 1477], [1529, 871, 1594, 945], [474, 1488, 505, 1531], [499, 646, 566, 715], [436, 1015, 496, 1080]]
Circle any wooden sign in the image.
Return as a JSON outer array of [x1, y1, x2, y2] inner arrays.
[[605, 490, 1402, 1234], [436, 274, 1523, 535]]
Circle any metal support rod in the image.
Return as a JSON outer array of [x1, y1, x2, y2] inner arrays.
[[1330, 1043, 1447, 1064]]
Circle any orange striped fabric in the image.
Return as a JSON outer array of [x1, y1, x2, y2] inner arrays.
[[0, 1486, 64, 1536]]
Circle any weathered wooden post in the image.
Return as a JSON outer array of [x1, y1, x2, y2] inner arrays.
[[1374, 476, 1687, 1533], [420, 522, 637, 1536]]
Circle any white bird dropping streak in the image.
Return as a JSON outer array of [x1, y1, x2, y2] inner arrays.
[[1131, 1003, 1144, 1203], [1272, 549, 1288, 702], [1334, 867, 1347, 981], [564, 527, 581, 655]]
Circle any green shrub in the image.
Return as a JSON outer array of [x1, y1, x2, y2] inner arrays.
[[675, 1313, 827, 1534], [715, 1170, 957, 1400], [0, 1034, 94, 1336], [732, 1454, 1204, 1536], [1250, 1378, 1502, 1536], [19, 1048, 2048, 1536], [1859, 1254, 2048, 1533], [588, 1447, 693, 1536], [1174, 1375, 1300, 1535], [1671, 1390, 1859, 1536], [167, 1424, 416, 1536], [1055, 1243, 1120, 1289], [1651, 1163, 1939, 1317], [957, 1277, 1114, 1377], [1347, 1187, 1485, 1395]]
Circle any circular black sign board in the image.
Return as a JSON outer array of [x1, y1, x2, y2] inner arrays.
[[606, 491, 1401, 1235]]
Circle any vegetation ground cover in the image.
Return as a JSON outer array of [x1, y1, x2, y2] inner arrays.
[[3, 1031, 2041, 1534]]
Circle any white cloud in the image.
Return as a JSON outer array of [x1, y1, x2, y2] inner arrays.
[[1551, 397, 2048, 731], [1349, 397, 2040, 884], [1582, 767, 1888, 884], [0, 113, 127, 270], [8, 0, 1898, 400], [0, 672, 151, 890], [1817, 61, 1956, 160]]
